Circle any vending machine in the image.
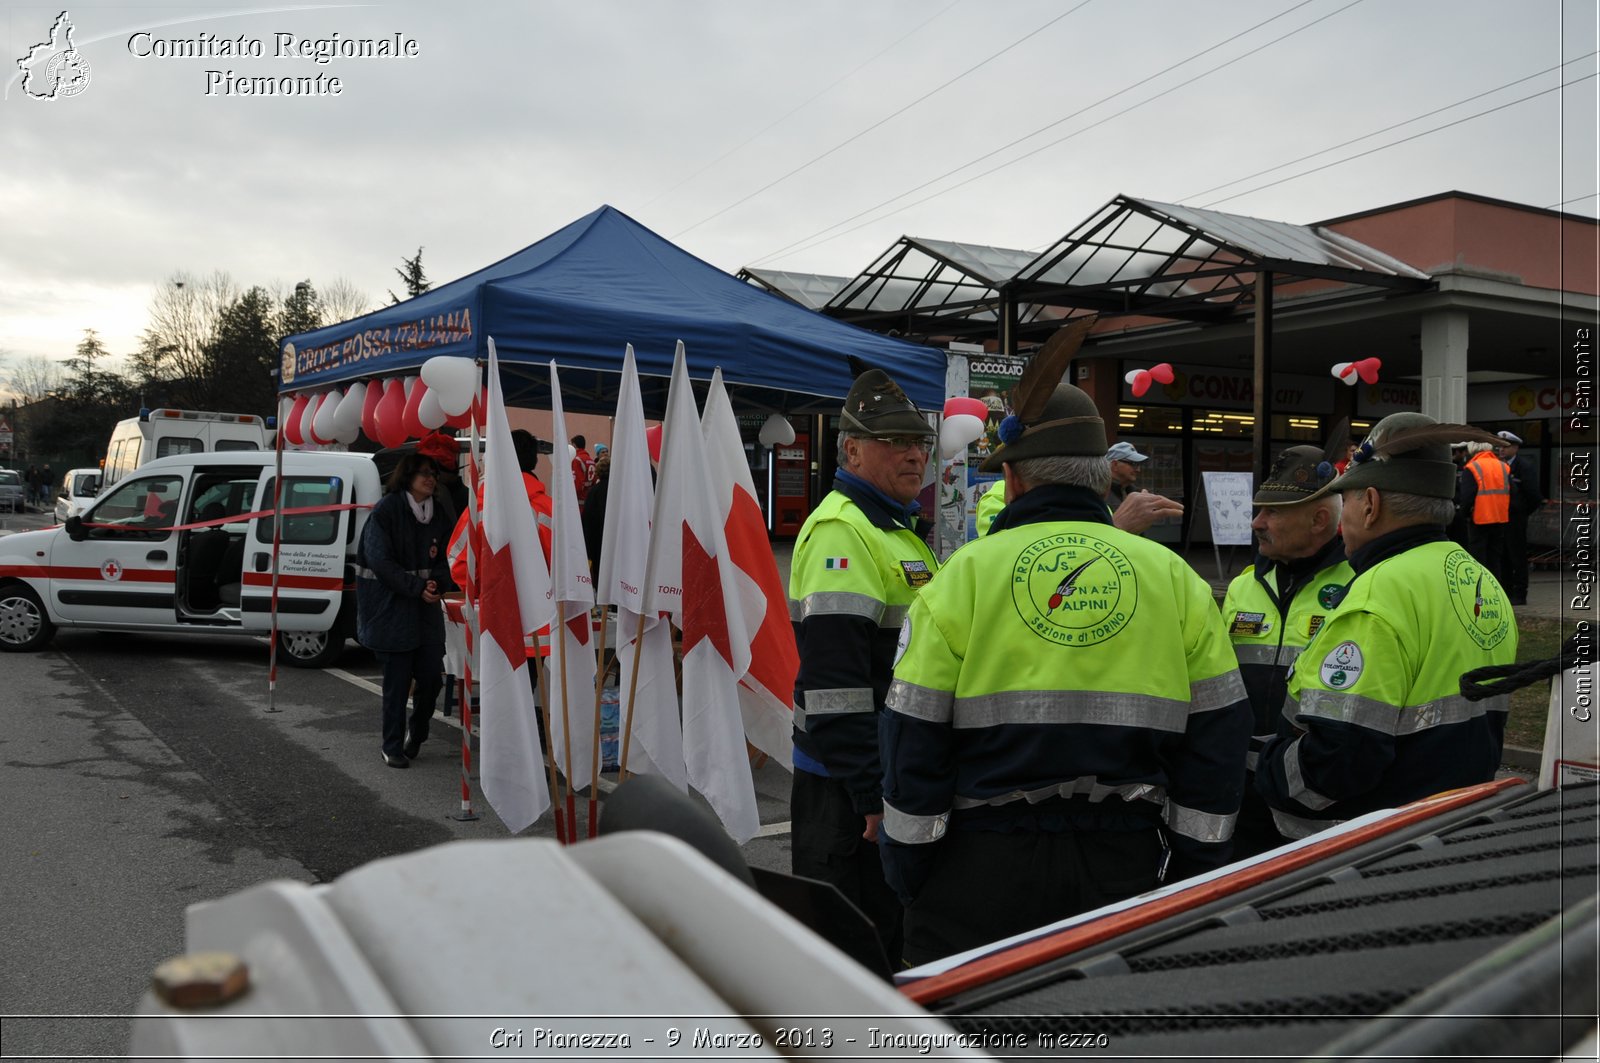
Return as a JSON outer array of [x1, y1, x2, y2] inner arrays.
[[770, 431, 810, 538]]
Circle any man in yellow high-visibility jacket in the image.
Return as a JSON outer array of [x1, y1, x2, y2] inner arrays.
[[790, 367, 938, 967], [881, 379, 1251, 966], [1258, 414, 1517, 840], [1221, 445, 1351, 857]]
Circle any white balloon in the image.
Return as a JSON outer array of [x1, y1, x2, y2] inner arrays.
[[422, 355, 477, 416], [332, 408, 361, 445], [417, 387, 447, 430], [939, 413, 986, 460], [333, 380, 366, 437], [299, 391, 320, 447], [758, 413, 795, 447], [311, 389, 342, 442]]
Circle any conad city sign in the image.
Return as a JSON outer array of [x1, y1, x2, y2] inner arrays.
[[1468, 379, 1585, 421], [1121, 363, 1333, 413], [1358, 378, 1586, 422]]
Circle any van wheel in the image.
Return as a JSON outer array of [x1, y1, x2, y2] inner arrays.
[[0, 584, 56, 652], [278, 629, 343, 669]]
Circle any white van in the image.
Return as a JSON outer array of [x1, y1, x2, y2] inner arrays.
[[53, 467, 103, 523], [0, 451, 380, 667], [102, 409, 269, 489]]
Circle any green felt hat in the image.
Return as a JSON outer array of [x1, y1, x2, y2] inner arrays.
[[1327, 412, 1498, 499], [839, 368, 935, 439], [1255, 445, 1338, 506], [979, 383, 1106, 471]]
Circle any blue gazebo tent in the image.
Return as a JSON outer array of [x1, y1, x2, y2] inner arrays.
[[279, 205, 946, 417]]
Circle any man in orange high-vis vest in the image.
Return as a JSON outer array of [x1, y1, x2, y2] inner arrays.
[[1457, 440, 1510, 587]]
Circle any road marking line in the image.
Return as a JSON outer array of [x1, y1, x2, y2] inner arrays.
[[756, 820, 791, 838]]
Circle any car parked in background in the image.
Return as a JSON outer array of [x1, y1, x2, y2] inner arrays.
[[53, 468, 103, 523], [0, 469, 26, 513]]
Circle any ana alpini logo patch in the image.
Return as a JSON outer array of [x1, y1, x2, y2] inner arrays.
[[1010, 532, 1137, 646]]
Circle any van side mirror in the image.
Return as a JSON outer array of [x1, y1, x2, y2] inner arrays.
[[65, 515, 86, 542]]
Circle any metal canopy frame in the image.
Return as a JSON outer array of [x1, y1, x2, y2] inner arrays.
[[816, 195, 1435, 483], [825, 236, 1077, 339], [1009, 195, 1433, 331], [737, 267, 851, 311], [1009, 195, 1435, 483]]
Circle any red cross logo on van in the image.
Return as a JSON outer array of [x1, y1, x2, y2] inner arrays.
[[100, 560, 122, 582]]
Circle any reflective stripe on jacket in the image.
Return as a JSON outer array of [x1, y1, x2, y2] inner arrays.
[[1220, 542, 1353, 760], [1466, 451, 1511, 524], [880, 502, 1252, 893], [1256, 540, 1517, 838], [790, 484, 937, 813]]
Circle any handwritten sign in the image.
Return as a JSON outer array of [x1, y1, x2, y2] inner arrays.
[[1201, 471, 1254, 546]]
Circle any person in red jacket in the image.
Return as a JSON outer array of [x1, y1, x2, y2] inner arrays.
[[571, 435, 596, 506], [447, 429, 554, 652]]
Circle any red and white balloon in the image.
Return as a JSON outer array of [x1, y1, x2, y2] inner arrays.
[[1332, 357, 1382, 385], [1124, 363, 1175, 398]]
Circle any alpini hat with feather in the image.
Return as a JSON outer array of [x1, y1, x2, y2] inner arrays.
[[1327, 412, 1500, 498], [980, 317, 1105, 472], [839, 358, 936, 439], [1253, 419, 1349, 507]]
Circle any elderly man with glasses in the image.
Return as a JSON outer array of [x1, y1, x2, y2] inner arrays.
[[788, 367, 939, 968]]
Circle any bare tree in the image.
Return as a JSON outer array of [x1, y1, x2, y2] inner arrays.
[[4, 353, 64, 403], [320, 276, 373, 324], [141, 270, 239, 390]]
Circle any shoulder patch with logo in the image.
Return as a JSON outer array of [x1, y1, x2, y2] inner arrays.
[[1443, 549, 1512, 650], [894, 617, 912, 666], [1319, 640, 1364, 688], [823, 556, 849, 570], [1010, 531, 1137, 646], [1230, 611, 1269, 637], [900, 559, 932, 587], [1318, 583, 1347, 609]]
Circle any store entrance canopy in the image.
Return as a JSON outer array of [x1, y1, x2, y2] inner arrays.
[[278, 206, 946, 416]]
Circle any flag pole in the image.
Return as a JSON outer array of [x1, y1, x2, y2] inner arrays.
[[266, 393, 287, 714], [454, 363, 484, 822], [587, 605, 609, 838], [555, 600, 578, 844], [617, 610, 647, 780], [535, 651, 565, 843]]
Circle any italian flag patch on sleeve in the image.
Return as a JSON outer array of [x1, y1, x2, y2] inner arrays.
[[824, 557, 849, 570]]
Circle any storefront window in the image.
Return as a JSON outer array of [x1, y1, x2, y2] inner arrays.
[[1117, 406, 1182, 435], [1190, 410, 1256, 438]]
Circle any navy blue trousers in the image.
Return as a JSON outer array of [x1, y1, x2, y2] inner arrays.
[[376, 645, 444, 756]]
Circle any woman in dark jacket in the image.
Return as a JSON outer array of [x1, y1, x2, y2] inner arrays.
[[357, 452, 456, 768]]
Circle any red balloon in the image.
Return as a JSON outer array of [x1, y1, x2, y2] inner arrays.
[[361, 379, 386, 441], [645, 423, 664, 464], [401, 376, 429, 438], [443, 405, 472, 430], [284, 393, 309, 446], [375, 377, 408, 448]]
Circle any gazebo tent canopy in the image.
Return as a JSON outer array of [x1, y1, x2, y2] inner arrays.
[[278, 206, 946, 416]]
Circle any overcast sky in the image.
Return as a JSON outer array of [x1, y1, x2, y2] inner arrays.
[[2, 0, 1595, 378]]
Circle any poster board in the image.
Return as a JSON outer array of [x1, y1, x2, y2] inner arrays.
[[1200, 471, 1254, 546]]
